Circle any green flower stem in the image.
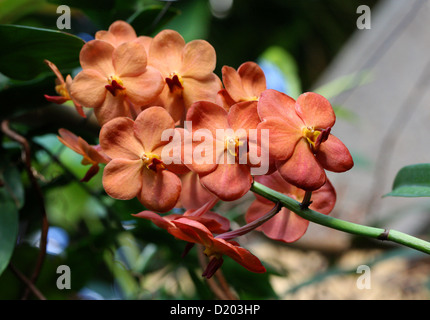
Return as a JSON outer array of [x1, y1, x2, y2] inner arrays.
[[250, 181, 430, 255]]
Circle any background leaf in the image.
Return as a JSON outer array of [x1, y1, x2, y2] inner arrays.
[[0, 190, 19, 277], [0, 24, 84, 80], [385, 163, 430, 197]]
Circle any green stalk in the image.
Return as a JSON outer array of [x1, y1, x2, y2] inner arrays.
[[250, 181, 430, 255]]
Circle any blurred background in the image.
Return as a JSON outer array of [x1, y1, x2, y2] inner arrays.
[[1, 0, 429, 300]]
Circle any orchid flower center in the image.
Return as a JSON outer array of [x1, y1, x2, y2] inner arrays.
[[166, 73, 184, 95], [140, 153, 166, 173], [105, 75, 125, 96], [55, 83, 70, 99], [302, 126, 331, 153], [224, 136, 243, 158]]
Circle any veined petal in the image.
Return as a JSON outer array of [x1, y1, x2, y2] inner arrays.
[[79, 40, 115, 76], [199, 163, 252, 201], [316, 134, 354, 172], [122, 66, 164, 106], [134, 106, 175, 153], [179, 171, 217, 210], [99, 117, 143, 159], [228, 100, 260, 133], [132, 210, 174, 230], [276, 138, 326, 191], [308, 179, 337, 215], [139, 169, 181, 213], [221, 65, 246, 102], [246, 201, 309, 243], [103, 158, 143, 200], [94, 93, 132, 126], [181, 40, 216, 79], [257, 89, 303, 127], [186, 100, 228, 137], [95, 20, 137, 47], [70, 69, 107, 109], [57, 128, 85, 155], [182, 74, 222, 111], [149, 29, 185, 76], [256, 117, 301, 161], [113, 41, 147, 77], [295, 92, 336, 129], [238, 61, 266, 99]]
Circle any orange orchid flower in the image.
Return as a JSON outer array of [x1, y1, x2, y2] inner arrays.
[[218, 61, 267, 111], [257, 89, 354, 191], [146, 29, 222, 123], [95, 20, 152, 52], [185, 100, 263, 201], [99, 106, 183, 213], [246, 171, 336, 243], [44, 60, 86, 118], [57, 128, 110, 182], [133, 211, 265, 278], [70, 38, 164, 126]]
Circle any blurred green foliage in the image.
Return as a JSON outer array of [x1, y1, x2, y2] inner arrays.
[[0, 0, 392, 301]]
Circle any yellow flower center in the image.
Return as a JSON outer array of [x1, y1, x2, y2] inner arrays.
[[224, 135, 243, 158], [140, 153, 166, 172], [302, 126, 322, 150], [105, 75, 125, 96], [55, 83, 70, 99], [166, 73, 184, 95]]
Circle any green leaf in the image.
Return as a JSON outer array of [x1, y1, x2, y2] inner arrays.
[[0, 0, 46, 24], [0, 24, 84, 80], [385, 163, 430, 197], [128, 5, 181, 36], [0, 190, 19, 277]]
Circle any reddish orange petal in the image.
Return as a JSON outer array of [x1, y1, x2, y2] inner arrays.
[[133, 106, 175, 153], [44, 59, 65, 83], [238, 61, 266, 98], [295, 92, 335, 129], [179, 171, 217, 210], [79, 40, 115, 76], [221, 65, 245, 102], [57, 128, 85, 155], [199, 163, 252, 201], [257, 89, 303, 128], [308, 179, 337, 215], [133, 210, 174, 230], [94, 93, 132, 126], [276, 138, 326, 191], [182, 74, 222, 111], [69, 69, 107, 109], [181, 40, 216, 79], [138, 169, 181, 213], [103, 158, 143, 200], [99, 117, 143, 159], [256, 117, 301, 161], [316, 134, 354, 172], [246, 201, 309, 243], [228, 100, 260, 132], [186, 101, 228, 137]]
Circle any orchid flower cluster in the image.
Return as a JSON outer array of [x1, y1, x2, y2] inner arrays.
[[45, 21, 354, 279]]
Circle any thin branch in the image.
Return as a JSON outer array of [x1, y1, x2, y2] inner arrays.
[[9, 264, 47, 300], [1, 119, 49, 300]]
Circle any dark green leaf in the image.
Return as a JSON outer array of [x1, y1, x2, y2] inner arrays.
[[128, 5, 181, 36], [0, 24, 84, 80], [385, 163, 430, 197], [0, 190, 19, 277]]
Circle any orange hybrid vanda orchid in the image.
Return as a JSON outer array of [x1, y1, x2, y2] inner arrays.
[[218, 61, 266, 111], [257, 89, 354, 191], [146, 29, 222, 123], [70, 38, 164, 126], [99, 107, 182, 213]]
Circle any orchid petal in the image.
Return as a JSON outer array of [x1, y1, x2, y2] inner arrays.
[[295, 92, 336, 129], [316, 134, 354, 173], [181, 40, 216, 79], [102, 158, 143, 200], [113, 41, 147, 77], [70, 69, 107, 109], [79, 40, 115, 76]]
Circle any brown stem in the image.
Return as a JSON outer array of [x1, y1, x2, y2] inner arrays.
[[1, 120, 49, 300], [9, 264, 47, 300]]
